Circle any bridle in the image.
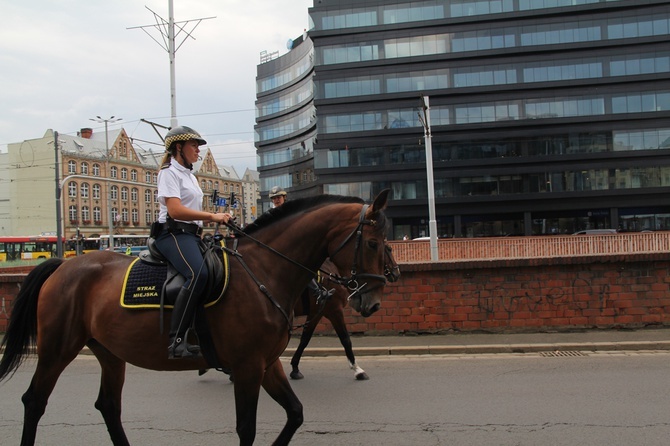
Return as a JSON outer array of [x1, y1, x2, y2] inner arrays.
[[383, 244, 401, 283], [323, 204, 388, 299]]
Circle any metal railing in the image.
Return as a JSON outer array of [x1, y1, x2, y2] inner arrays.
[[387, 232, 670, 263]]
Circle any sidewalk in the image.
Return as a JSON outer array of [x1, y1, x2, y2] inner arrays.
[[282, 327, 670, 357]]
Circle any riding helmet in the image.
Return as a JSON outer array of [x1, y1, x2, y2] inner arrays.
[[164, 126, 207, 151], [269, 186, 287, 198]]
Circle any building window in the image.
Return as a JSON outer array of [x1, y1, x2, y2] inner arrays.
[[131, 169, 138, 181], [145, 189, 152, 204], [68, 160, 76, 174], [82, 206, 90, 222], [81, 162, 89, 175], [93, 163, 100, 176], [145, 209, 152, 225], [131, 208, 139, 223], [81, 183, 89, 198], [69, 205, 77, 222], [121, 168, 128, 180], [68, 205, 77, 223], [93, 184, 101, 199], [93, 207, 101, 222], [110, 166, 117, 179], [131, 188, 138, 203], [145, 171, 152, 183], [153, 190, 158, 203], [111, 185, 118, 200], [68, 182, 77, 198], [121, 187, 128, 201], [152, 173, 158, 183], [111, 207, 119, 222]]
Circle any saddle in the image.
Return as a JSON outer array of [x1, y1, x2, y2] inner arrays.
[[121, 237, 229, 309], [119, 237, 230, 371]]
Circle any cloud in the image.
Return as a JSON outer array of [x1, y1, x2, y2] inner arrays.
[[0, 0, 313, 175]]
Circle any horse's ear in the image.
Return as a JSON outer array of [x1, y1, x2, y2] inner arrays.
[[369, 189, 390, 214]]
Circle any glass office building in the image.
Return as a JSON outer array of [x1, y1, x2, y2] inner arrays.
[[257, 0, 670, 238]]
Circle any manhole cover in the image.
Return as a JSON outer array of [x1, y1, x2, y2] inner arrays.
[[540, 351, 586, 357]]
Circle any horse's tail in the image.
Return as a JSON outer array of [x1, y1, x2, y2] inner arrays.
[[0, 258, 64, 382]]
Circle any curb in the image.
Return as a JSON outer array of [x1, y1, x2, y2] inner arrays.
[[13, 340, 670, 359], [279, 341, 670, 357]]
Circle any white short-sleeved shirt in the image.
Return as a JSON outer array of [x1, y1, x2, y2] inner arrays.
[[157, 161, 204, 226]]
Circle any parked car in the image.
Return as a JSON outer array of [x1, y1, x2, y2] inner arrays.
[[572, 229, 618, 235]]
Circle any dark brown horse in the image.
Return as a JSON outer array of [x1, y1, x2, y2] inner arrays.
[[290, 245, 400, 381], [0, 191, 392, 446]]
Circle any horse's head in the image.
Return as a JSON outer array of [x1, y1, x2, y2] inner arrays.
[[328, 189, 391, 317]]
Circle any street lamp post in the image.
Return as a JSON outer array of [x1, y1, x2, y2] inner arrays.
[[419, 96, 439, 261], [90, 115, 122, 250], [53, 131, 64, 257]]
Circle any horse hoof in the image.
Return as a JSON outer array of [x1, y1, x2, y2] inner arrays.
[[198, 368, 209, 376], [290, 371, 304, 380], [355, 372, 369, 380]]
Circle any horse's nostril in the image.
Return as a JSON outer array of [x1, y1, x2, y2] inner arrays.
[[368, 303, 380, 314]]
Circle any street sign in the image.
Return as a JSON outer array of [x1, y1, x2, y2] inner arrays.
[[216, 198, 227, 207]]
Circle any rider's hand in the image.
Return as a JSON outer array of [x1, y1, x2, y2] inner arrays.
[[211, 212, 232, 224]]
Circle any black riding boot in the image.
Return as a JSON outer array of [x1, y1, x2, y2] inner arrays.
[[168, 286, 201, 359]]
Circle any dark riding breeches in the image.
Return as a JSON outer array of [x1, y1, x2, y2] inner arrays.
[[154, 230, 208, 297]]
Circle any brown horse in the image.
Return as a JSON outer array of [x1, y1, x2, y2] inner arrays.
[[290, 245, 400, 381], [0, 191, 392, 446]]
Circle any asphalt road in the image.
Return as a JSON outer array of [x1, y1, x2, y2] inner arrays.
[[1, 352, 669, 445]]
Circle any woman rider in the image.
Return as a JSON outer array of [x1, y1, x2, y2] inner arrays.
[[155, 126, 232, 359]]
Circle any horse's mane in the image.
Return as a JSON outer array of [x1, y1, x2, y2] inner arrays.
[[243, 194, 365, 235]]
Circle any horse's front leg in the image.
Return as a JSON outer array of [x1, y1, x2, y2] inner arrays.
[[262, 358, 303, 446], [330, 312, 369, 380], [232, 363, 265, 446]]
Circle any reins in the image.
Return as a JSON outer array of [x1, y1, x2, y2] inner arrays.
[[220, 203, 385, 331]]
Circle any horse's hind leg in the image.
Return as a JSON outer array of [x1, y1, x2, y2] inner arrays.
[[262, 359, 303, 446], [20, 353, 79, 445], [88, 341, 130, 446], [289, 321, 318, 380]]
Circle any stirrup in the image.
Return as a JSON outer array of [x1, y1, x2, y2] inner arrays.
[[168, 330, 201, 359]]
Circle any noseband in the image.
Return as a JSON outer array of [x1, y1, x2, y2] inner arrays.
[[325, 204, 388, 299]]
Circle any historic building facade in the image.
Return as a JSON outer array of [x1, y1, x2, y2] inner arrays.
[[257, 0, 670, 239], [3, 127, 247, 241]]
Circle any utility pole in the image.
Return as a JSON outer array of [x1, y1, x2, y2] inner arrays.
[[54, 131, 63, 258], [128, 2, 215, 128], [418, 96, 439, 261]]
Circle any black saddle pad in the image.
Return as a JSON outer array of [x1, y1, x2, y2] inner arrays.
[[120, 253, 229, 309]]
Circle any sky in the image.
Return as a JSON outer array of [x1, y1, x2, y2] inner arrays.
[[0, 0, 313, 176]]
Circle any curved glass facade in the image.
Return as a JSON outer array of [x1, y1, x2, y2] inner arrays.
[[255, 37, 318, 207], [257, 48, 313, 94]]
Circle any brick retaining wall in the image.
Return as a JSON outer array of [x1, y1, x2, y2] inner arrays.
[[312, 253, 670, 335], [2, 254, 670, 334]]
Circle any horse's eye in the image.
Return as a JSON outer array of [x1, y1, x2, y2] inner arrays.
[[368, 240, 379, 249]]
